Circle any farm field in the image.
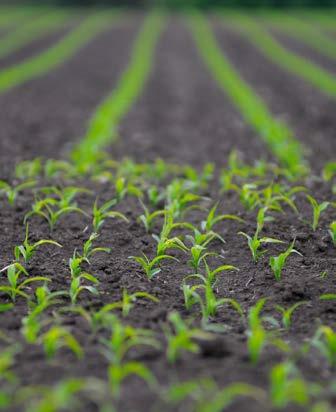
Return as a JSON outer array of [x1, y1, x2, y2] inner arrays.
[[0, 6, 336, 412]]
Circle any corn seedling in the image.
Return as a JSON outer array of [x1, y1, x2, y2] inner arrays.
[[138, 200, 166, 232], [24, 197, 88, 231], [269, 240, 302, 281], [79, 232, 111, 263], [37, 186, 91, 208], [100, 315, 159, 397], [41, 326, 83, 359], [312, 326, 336, 368], [270, 362, 310, 408], [15, 158, 42, 179], [69, 272, 99, 304], [329, 222, 336, 246], [306, 195, 330, 231], [275, 301, 307, 329], [0, 263, 49, 302], [0, 180, 36, 206], [20, 378, 88, 412], [0, 345, 20, 384], [68, 252, 99, 303], [247, 298, 289, 364], [92, 198, 129, 232], [166, 378, 264, 412], [164, 312, 211, 363], [201, 202, 245, 232], [129, 253, 178, 280], [185, 225, 225, 248], [14, 224, 62, 263], [188, 245, 217, 272]]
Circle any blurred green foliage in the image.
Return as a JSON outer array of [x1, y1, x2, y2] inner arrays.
[[3, 0, 336, 7]]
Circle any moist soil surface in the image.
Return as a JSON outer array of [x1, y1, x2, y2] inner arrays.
[[0, 15, 335, 412]]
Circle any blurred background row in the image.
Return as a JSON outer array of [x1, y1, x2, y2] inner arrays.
[[2, 0, 336, 9]]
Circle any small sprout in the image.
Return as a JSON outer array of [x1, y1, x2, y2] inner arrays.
[[239, 232, 283, 263], [100, 315, 159, 398], [269, 240, 302, 281], [201, 202, 245, 232], [138, 200, 166, 232], [80, 232, 111, 263], [270, 362, 309, 408], [92, 198, 128, 232], [306, 195, 330, 231], [247, 298, 289, 364], [0, 263, 49, 302], [24, 198, 88, 231], [312, 326, 336, 368], [188, 245, 217, 272], [0, 345, 20, 383], [164, 312, 211, 363], [129, 253, 178, 280], [185, 225, 225, 248], [68, 252, 99, 304], [0, 180, 36, 206], [275, 301, 307, 329], [239, 208, 283, 263], [14, 224, 62, 263], [41, 326, 83, 359], [329, 222, 336, 246]]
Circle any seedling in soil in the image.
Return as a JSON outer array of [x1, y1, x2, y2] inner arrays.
[[100, 315, 159, 397], [25, 198, 88, 231], [68, 252, 99, 303], [185, 225, 225, 248], [247, 298, 289, 364], [0, 263, 49, 302], [92, 198, 129, 232], [38, 186, 91, 208], [0, 179, 36, 206], [306, 195, 330, 231], [15, 158, 42, 179], [201, 202, 245, 232], [239, 208, 283, 263], [164, 311, 211, 363], [202, 259, 238, 286], [312, 326, 336, 368], [79, 232, 111, 263], [138, 200, 166, 232], [166, 378, 263, 412], [0, 345, 20, 384], [275, 301, 307, 329], [188, 245, 217, 272], [329, 222, 336, 246], [14, 224, 62, 263], [129, 253, 178, 280], [41, 326, 83, 359], [269, 240, 302, 281], [182, 276, 242, 321], [166, 179, 203, 219], [270, 362, 309, 408]]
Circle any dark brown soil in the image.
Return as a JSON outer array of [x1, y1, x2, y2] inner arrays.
[[115, 19, 269, 168], [214, 22, 336, 170], [0, 17, 141, 178], [0, 15, 335, 412]]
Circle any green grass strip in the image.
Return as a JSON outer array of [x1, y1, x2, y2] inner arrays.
[[0, 13, 115, 94], [0, 11, 71, 60], [188, 13, 306, 176], [225, 15, 336, 98], [71, 12, 166, 170], [260, 14, 336, 62]]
